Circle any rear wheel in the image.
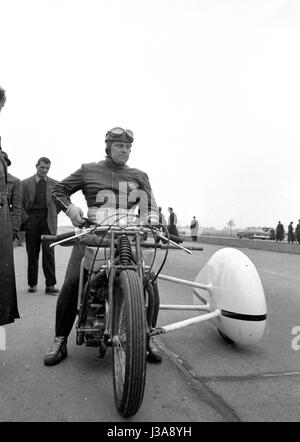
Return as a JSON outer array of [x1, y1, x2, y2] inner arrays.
[[112, 270, 147, 417]]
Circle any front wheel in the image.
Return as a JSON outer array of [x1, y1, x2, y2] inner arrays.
[[112, 270, 147, 417]]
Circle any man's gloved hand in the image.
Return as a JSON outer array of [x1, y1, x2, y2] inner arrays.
[[13, 230, 19, 241], [66, 204, 85, 227]]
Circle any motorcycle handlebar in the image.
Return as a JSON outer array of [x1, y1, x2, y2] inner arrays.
[[41, 225, 145, 246], [41, 225, 183, 247], [41, 230, 77, 242]]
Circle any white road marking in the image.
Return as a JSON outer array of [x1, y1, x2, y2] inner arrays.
[[258, 269, 300, 281]]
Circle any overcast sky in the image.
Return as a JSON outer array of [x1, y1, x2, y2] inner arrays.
[[1, 0, 299, 229]]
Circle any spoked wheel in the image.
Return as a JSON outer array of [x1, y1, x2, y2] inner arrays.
[[112, 270, 147, 417]]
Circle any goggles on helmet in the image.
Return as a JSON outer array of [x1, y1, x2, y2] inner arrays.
[[105, 127, 134, 143]]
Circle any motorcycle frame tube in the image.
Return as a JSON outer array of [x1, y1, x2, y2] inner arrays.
[[134, 232, 143, 281], [154, 309, 221, 335], [156, 275, 213, 312], [159, 304, 210, 310], [158, 274, 211, 291], [106, 230, 116, 337], [154, 273, 219, 333], [77, 257, 86, 311]]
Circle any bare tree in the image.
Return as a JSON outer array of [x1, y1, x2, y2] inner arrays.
[[227, 218, 235, 236]]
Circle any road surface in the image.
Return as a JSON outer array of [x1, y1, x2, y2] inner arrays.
[[0, 241, 299, 422]]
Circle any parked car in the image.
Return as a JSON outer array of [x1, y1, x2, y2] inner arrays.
[[237, 228, 258, 239], [237, 227, 272, 240], [266, 227, 275, 240], [253, 231, 271, 240]]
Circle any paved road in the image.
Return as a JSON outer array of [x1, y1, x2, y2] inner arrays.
[[1, 241, 299, 422], [156, 243, 300, 422]]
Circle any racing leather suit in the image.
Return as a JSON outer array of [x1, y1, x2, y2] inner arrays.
[[53, 157, 158, 223]]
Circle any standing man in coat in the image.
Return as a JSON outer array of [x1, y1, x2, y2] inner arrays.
[[190, 216, 199, 241], [167, 207, 181, 243], [155, 207, 167, 244], [16, 157, 60, 294], [295, 220, 300, 244], [0, 85, 20, 325], [287, 222, 295, 244]]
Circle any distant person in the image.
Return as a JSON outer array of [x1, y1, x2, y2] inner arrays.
[[287, 222, 295, 244], [275, 221, 284, 242], [158, 206, 166, 226], [155, 206, 167, 244], [167, 207, 181, 243], [190, 216, 199, 241], [0, 85, 20, 326], [295, 220, 300, 244], [16, 157, 60, 294]]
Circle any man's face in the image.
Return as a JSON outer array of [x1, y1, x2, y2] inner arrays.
[[36, 161, 50, 178], [111, 142, 131, 165]]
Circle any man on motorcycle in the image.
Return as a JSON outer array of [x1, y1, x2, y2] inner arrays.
[[44, 127, 162, 366]]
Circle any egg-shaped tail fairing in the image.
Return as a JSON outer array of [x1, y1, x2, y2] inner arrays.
[[193, 248, 267, 345]]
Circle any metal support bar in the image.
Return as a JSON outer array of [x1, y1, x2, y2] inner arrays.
[[151, 309, 221, 336], [50, 226, 95, 247], [158, 273, 211, 291], [159, 304, 210, 311], [77, 258, 86, 311]]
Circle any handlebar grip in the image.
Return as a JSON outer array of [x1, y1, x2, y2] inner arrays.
[[41, 230, 76, 242]]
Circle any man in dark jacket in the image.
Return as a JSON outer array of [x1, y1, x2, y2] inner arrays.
[[0, 86, 20, 326], [16, 157, 60, 294], [288, 222, 295, 244], [167, 207, 182, 243], [44, 127, 162, 366], [275, 221, 284, 242], [295, 220, 300, 244]]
